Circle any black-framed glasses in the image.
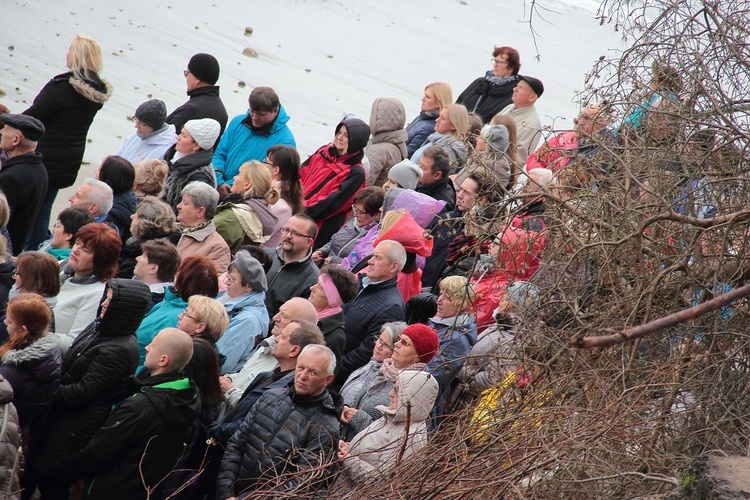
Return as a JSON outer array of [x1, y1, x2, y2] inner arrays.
[[183, 69, 190, 77], [280, 227, 313, 239], [351, 205, 366, 217]]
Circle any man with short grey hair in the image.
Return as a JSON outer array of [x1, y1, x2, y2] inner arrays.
[[336, 239, 406, 387], [175, 181, 230, 274], [68, 178, 113, 221]]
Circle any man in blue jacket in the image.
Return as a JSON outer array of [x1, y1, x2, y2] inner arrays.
[[213, 86, 296, 199]]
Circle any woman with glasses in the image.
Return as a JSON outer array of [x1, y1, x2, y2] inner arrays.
[[456, 46, 522, 124], [263, 145, 304, 248], [339, 322, 438, 440], [299, 116, 371, 249], [214, 160, 279, 255]]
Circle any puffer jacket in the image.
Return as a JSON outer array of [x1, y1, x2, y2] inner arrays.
[[105, 190, 137, 241], [365, 97, 408, 187], [161, 145, 217, 213], [30, 279, 151, 481], [0, 335, 61, 448], [24, 71, 113, 189], [79, 373, 201, 500], [0, 376, 20, 499], [406, 110, 438, 158], [316, 216, 375, 264], [340, 370, 438, 482], [216, 291, 270, 375], [410, 132, 469, 174], [427, 313, 478, 409], [217, 383, 341, 497]]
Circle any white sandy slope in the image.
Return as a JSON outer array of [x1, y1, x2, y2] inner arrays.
[[0, 0, 625, 215]]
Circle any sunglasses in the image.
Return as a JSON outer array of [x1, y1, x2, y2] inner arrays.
[[396, 336, 414, 348]]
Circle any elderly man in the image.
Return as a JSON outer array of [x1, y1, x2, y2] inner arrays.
[[497, 75, 544, 168], [217, 345, 340, 497], [264, 214, 320, 319], [175, 181, 231, 274], [526, 104, 612, 174], [166, 53, 228, 140], [213, 86, 296, 198], [115, 99, 176, 164], [210, 319, 325, 446], [415, 146, 456, 213], [220, 296, 319, 409], [68, 178, 114, 223], [337, 240, 406, 386], [0, 113, 48, 254], [78, 328, 199, 500]]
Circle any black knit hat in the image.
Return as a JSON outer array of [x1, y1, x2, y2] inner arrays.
[[134, 99, 167, 130], [187, 53, 220, 85]]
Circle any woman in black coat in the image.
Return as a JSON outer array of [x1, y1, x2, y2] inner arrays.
[[23, 34, 113, 251], [456, 46, 521, 124], [24, 279, 151, 499]]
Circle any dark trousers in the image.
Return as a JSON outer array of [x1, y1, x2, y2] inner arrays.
[[25, 187, 58, 251]]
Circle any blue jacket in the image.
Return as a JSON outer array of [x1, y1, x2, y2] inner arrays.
[[135, 287, 186, 371], [427, 313, 477, 393], [217, 291, 270, 375], [213, 106, 296, 186], [405, 110, 438, 158]]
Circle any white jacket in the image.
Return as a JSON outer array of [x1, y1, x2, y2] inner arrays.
[[115, 125, 176, 165]]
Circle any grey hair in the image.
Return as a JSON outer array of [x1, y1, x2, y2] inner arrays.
[[377, 239, 407, 273], [381, 321, 407, 346], [527, 168, 554, 189], [300, 344, 337, 377], [181, 181, 219, 219], [83, 178, 114, 216]]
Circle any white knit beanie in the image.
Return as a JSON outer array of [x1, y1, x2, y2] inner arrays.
[[183, 118, 221, 150]]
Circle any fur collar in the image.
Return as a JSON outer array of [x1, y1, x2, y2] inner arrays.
[[1, 335, 59, 366], [69, 76, 113, 104]]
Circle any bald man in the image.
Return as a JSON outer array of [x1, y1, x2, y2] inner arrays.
[[78, 328, 200, 499], [220, 297, 319, 409]]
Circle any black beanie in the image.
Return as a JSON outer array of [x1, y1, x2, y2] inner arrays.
[[188, 53, 220, 85]]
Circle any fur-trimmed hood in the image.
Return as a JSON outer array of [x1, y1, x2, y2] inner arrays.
[[69, 75, 113, 105], [1, 334, 62, 383]]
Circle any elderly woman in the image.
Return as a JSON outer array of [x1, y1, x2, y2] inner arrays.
[[406, 82, 453, 158], [410, 104, 470, 172], [177, 295, 229, 345], [133, 159, 169, 199], [118, 196, 179, 279], [53, 223, 121, 352], [135, 255, 219, 371], [456, 46, 522, 124], [340, 323, 438, 440], [161, 118, 220, 213], [263, 145, 304, 248], [214, 160, 279, 254], [24, 33, 113, 251], [308, 264, 359, 374], [299, 116, 371, 248], [338, 370, 439, 483], [96, 155, 137, 241]]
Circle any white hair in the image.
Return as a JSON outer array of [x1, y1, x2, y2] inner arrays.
[[377, 239, 407, 273], [83, 178, 114, 216], [300, 344, 336, 376]]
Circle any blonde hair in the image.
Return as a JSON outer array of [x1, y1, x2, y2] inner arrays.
[[132, 196, 176, 239], [0, 191, 9, 227], [425, 82, 453, 111], [443, 104, 470, 139], [439, 275, 475, 312], [378, 209, 407, 236], [237, 160, 280, 204], [187, 295, 230, 343], [67, 34, 103, 80], [134, 159, 169, 197]]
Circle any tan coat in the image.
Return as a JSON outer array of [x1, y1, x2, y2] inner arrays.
[[177, 220, 231, 274]]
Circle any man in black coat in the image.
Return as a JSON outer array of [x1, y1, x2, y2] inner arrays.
[[166, 53, 228, 144], [415, 146, 456, 213], [0, 113, 49, 254], [78, 328, 200, 500], [217, 345, 341, 497], [336, 240, 406, 387]]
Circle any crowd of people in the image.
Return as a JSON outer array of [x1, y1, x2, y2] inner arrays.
[[0, 32, 688, 499]]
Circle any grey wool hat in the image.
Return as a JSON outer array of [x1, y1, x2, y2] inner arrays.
[[505, 281, 538, 309], [481, 124, 509, 154], [233, 250, 268, 292], [387, 159, 422, 190], [135, 99, 167, 130]]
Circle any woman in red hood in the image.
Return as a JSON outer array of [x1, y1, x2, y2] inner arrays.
[[300, 117, 371, 249], [373, 210, 433, 303]]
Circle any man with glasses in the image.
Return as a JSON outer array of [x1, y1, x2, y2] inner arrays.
[[263, 215, 320, 319], [165, 53, 228, 142], [213, 86, 296, 199]]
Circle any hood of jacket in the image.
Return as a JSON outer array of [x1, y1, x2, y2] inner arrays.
[[378, 370, 438, 423], [336, 117, 371, 156], [65, 72, 113, 105], [135, 373, 201, 427], [98, 279, 153, 337], [244, 198, 279, 236], [369, 97, 406, 135], [374, 212, 433, 257], [1, 335, 62, 382]]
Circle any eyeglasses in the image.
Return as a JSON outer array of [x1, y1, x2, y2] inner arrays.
[[183, 69, 190, 77], [11, 270, 18, 279], [396, 336, 414, 348], [280, 227, 313, 239], [375, 337, 394, 350], [226, 273, 237, 284], [491, 58, 508, 66], [179, 308, 199, 321], [262, 159, 276, 168], [351, 205, 366, 217]]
